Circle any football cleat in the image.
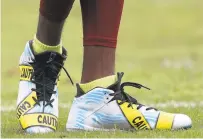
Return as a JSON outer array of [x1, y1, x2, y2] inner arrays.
[[66, 72, 192, 131], [17, 41, 73, 133]]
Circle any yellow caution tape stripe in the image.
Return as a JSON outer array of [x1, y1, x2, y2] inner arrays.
[[19, 65, 34, 81], [17, 91, 37, 119], [118, 100, 151, 130], [19, 113, 58, 131], [156, 111, 174, 129]]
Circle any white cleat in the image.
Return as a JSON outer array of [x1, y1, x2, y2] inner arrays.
[[17, 41, 72, 133], [172, 114, 192, 129], [66, 72, 192, 131]]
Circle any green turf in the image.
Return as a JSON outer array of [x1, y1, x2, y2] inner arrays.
[[1, 0, 203, 138]]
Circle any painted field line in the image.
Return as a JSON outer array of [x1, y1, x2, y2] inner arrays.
[[1, 101, 203, 112]]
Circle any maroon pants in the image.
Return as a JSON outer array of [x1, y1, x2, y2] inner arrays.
[[40, 0, 124, 48]]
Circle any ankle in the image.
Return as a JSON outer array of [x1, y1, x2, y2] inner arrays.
[[81, 46, 116, 83], [32, 35, 62, 54]]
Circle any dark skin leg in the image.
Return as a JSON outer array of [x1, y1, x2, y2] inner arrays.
[[36, 15, 65, 46], [80, 0, 124, 83], [81, 46, 116, 83], [37, 0, 75, 46]]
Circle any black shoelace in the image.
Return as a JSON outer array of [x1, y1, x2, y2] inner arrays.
[[110, 73, 157, 111], [30, 58, 73, 112]]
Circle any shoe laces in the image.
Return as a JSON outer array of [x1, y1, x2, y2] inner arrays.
[[110, 72, 157, 111], [30, 53, 73, 112]]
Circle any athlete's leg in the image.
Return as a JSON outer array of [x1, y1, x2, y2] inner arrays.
[[33, 0, 75, 54], [66, 0, 192, 131], [80, 0, 124, 83], [17, 0, 75, 133]]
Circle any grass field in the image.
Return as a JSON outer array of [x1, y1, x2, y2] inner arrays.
[[1, 0, 203, 138]]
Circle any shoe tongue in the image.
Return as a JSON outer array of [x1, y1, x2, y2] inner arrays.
[[32, 48, 67, 101], [107, 72, 123, 92], [34, 47, 67, 63], [79, 74, 118, 93]]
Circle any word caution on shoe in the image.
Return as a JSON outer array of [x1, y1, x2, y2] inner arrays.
[[17, 91, 58, 131]]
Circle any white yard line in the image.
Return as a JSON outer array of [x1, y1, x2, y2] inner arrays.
[[1, 101, 203, 112], [149, 100, 203, 108]]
